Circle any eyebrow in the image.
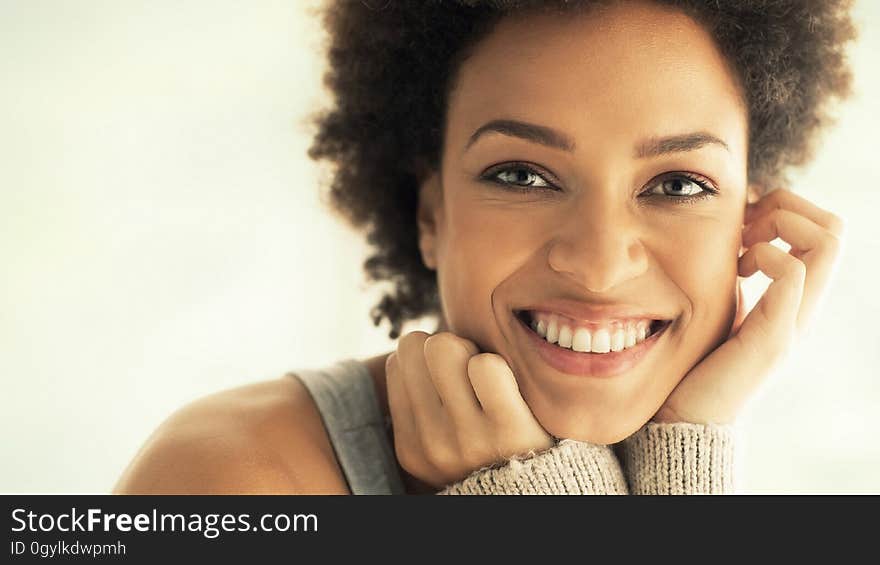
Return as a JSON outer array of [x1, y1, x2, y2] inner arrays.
[[635, 132, 729, 158], [464, 118, 728, 157], [465, 119, 575, 152]]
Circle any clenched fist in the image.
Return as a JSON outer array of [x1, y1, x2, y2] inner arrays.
[[386, 331, 555, 488]]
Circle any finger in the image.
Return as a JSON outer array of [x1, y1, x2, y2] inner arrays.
[[467, 354, 534, 427], [397, 331, 444, 429], [385, 353, 432, 479], [730, 278, 747, 337], [745, 188, 844, 236], [670, 193, 836, 425], [742, 209, 840, 329], [742, 208, 837, 252], [738, 242, 805, 337], [385, 353, 416, 444], [672, 244, 806, 423], [423, 332, 483, 428]]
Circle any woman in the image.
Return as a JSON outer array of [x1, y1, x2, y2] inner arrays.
[[114, 0, 855, 494]]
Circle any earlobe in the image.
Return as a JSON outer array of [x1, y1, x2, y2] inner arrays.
[[417, 171, 441, 271]]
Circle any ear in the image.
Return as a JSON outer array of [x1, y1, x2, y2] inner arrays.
[[416, 170, 442, 271]]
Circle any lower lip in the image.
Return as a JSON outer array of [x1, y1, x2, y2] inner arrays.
[[514, 313, 668, 378]]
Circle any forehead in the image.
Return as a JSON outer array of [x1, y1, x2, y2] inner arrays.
[[446, 1, 747, 156]]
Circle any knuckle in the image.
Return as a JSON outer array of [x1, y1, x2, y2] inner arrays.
[[775, 208, 795, 223], [826, 213, 845, 236], [467, 352, 504, 374], [425, 332, 478, 357], [418, 426, 447, 453], [466, 354, 485, 375], [395, 445, 424, 477], [397, 331, 430, 361], [787, 256, 807, 280], [768, 208, 793, 233], [423, 332, 456, 355], [423, 441, 457, 471], [752, 241, 775, 256], [425, 331, 456, 346], [749, 241, 781, 267], [399, 330, 430, 351], [822, 232, 841, 255]]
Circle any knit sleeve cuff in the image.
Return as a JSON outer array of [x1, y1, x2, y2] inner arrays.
[[619, 422, 737, 495], [437, 439, 629, 495]]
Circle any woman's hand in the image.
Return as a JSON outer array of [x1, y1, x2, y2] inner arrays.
[[386, 331, 555, 488], [653, 188, 844, 425]]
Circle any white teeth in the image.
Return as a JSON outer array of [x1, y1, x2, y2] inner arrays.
[[558, 325, 573, 349], [625, 326, 637, 348], [546, 316, 559, 344], [536, 319, 547, 337], [610, 328, 625, 352], [572, 327, 591, 352], [527, 311, 664, 354], [591, 329, 611, 353]]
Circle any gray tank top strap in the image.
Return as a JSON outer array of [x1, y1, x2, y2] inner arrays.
[[289, 359, 405, 495]]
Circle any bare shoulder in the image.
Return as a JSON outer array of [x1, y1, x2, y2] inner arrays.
[[113, 374, 350, 494]]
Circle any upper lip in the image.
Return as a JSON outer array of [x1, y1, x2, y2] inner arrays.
[[516, 299, 673, 324]]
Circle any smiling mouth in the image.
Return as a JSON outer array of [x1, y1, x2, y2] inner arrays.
[[514, 309, 672, 354]]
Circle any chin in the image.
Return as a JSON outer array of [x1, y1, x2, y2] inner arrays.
[[535, 406, 651, 446]]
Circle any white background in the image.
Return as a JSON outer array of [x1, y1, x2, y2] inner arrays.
[[2, 0, 878, 493]]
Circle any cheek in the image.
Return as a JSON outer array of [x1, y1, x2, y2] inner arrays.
[[435, 200, 544, 336], [653, 215, 740, 324]]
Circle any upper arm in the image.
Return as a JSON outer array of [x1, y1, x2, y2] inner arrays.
[[113, 375, 350, 494]]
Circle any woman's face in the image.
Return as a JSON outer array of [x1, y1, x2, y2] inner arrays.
[[417, 1, 751, 443]]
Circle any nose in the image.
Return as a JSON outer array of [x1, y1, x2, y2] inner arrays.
[[547, 201, 649, 293]]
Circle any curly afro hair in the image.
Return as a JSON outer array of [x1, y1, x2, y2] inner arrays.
[[307, 0, 856, 340]]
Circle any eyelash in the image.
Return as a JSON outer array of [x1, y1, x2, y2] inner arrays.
[[479, 161, 719, 204]]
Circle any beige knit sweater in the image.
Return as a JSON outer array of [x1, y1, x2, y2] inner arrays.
[[438, 422, 736, 495]]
